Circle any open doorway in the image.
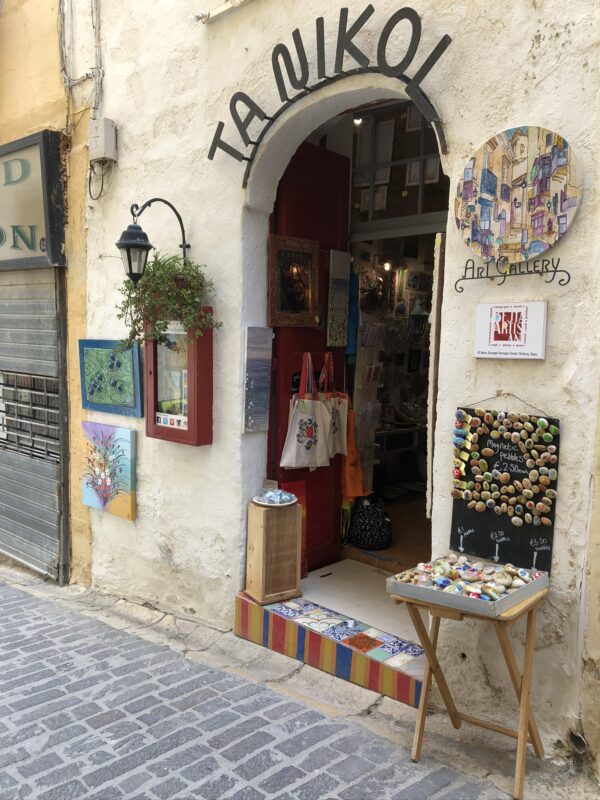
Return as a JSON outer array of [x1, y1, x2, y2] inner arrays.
[[266, 99, 449, 619]]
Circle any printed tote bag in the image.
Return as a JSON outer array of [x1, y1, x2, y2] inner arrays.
[[280, 352, 331, 470], [318, 352, 348, 457]]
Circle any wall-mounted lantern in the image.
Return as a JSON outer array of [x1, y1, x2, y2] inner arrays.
[[115, 197, 190, 283], [116, 198, 213, 446]]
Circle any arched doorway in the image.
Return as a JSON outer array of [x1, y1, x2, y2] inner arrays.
[[241, 77, 449, 626]]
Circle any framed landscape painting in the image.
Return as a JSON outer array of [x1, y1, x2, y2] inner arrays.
[[79, 340, 143, 417]]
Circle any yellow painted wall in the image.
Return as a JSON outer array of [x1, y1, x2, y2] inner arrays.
[[0, 0, 92, 583]]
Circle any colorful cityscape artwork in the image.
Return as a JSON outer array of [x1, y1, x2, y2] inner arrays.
[[454, 126, 581, 262], [82, 422, 136, 520]]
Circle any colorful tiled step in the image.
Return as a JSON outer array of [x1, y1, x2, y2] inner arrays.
[[234, 592, 423, 708]]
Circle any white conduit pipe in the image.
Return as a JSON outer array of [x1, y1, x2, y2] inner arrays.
[[196, 0, 252, 24]]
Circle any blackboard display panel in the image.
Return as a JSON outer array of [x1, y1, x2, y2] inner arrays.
[[449, 407, 559, 573]]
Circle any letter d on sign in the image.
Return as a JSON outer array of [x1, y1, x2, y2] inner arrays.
[[3, 158, 30, 186]]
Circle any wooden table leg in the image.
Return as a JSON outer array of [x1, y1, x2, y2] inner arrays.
[[411, 614, 440, 762], [406, 604, 461, 729], [514, 605, 538, 800], [495, 621, 544, 759]]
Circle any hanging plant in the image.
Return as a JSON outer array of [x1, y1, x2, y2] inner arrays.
[[116, 253, 221, 349]]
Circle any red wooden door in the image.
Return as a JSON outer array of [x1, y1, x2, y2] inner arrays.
[[269, 142, 350, 571]]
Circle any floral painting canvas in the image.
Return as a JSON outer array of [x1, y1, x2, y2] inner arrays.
[[82, 422, 136, 520]]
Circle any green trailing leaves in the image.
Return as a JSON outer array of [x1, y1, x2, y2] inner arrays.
[[116, 253, 220, 349]]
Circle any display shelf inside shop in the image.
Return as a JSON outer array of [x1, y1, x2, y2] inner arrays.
[[387, 552, 548, 618]]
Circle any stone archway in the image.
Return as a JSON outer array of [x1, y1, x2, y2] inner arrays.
[[238, 72, 445, 507]]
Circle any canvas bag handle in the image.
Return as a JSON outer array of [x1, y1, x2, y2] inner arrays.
[[298, 352, 316, 399], [318, 352, 335, 394]]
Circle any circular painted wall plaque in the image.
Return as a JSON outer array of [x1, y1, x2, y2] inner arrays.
[[454, 126, 581, 262]]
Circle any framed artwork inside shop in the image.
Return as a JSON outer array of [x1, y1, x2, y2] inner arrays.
[[268, 235, 319, 327], [144, 315, 213, 446], [79, 339, 143, 417], [424, 156, 440, 184], [405, 160, 421, 187], [326, 250, 351, 347]]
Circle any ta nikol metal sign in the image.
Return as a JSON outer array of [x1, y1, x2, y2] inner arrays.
[[0, 131, 66, 270], [207, 5, 452, 187]]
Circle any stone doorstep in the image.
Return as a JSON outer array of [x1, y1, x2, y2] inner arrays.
[[234, 592, 424, 709]]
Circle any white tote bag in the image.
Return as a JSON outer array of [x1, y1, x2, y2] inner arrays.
[[318, 352, 348, 457], [280, 353, 331, 470]]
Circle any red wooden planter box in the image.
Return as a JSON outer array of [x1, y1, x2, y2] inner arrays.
[[144, 308, 213, 446]]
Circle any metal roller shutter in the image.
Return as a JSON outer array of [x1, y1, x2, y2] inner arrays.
[[0, 268, 66, 581]]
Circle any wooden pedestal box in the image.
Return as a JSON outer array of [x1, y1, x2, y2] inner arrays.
[[245, 502, 302, 605]]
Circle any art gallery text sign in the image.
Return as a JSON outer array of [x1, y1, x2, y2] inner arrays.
[[474, 302, 547, 360]]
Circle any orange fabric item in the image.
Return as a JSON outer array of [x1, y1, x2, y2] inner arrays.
[[343, 404, 367, 499]]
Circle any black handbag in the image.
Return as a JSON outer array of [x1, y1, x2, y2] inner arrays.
[[348, 496, 392, 550]]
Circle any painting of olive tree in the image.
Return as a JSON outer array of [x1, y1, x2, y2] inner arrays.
[[79, 340, 142, 417]]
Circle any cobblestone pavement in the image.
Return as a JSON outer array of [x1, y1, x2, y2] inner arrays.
[[0, 578, 511, 800]]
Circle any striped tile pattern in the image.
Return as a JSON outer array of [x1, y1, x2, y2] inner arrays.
[[234, 593, 422, 708]]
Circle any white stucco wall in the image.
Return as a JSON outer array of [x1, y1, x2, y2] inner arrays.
[[79, 0, 599, 750]]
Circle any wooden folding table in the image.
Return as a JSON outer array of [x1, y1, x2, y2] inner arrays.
[[392, 587, 547, 800]]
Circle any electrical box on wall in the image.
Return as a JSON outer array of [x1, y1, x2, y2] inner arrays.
[[89, 117, 117, 163]]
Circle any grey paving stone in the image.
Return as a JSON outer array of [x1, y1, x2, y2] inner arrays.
[[259, 767, 305, 794], [38, 779, 88, 800], [120, 771, 154, 793], [293, 772, 339, 800], [297, 746, 342, 774], [87, 709, 126, 729], [263, 702, 304, 721], [207, 716, 268, 749], [173, 687, 218, 711], [36, 763, 81, 789], [221, 730, 276, 762], [83, 727, 199, 788], [391, 767, 459, 800], [181, 756, 220, 782], [328, 754, 374, 782], [198, 709, 241, 732], [442, 782, 486, 800], [46, 723, 88, 747], [276, 723, 343, 756], [10, 688, 64, 711], [17, 752, 63, 778], [195, 774, 237, 799], [229, 788, 265, 800], [152, 776, 188, 798], [235, 748, 283, 781], [139, 705, 176, 726]]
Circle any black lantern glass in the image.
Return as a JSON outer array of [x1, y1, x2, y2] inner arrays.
[[116, 223, 153, 283]]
